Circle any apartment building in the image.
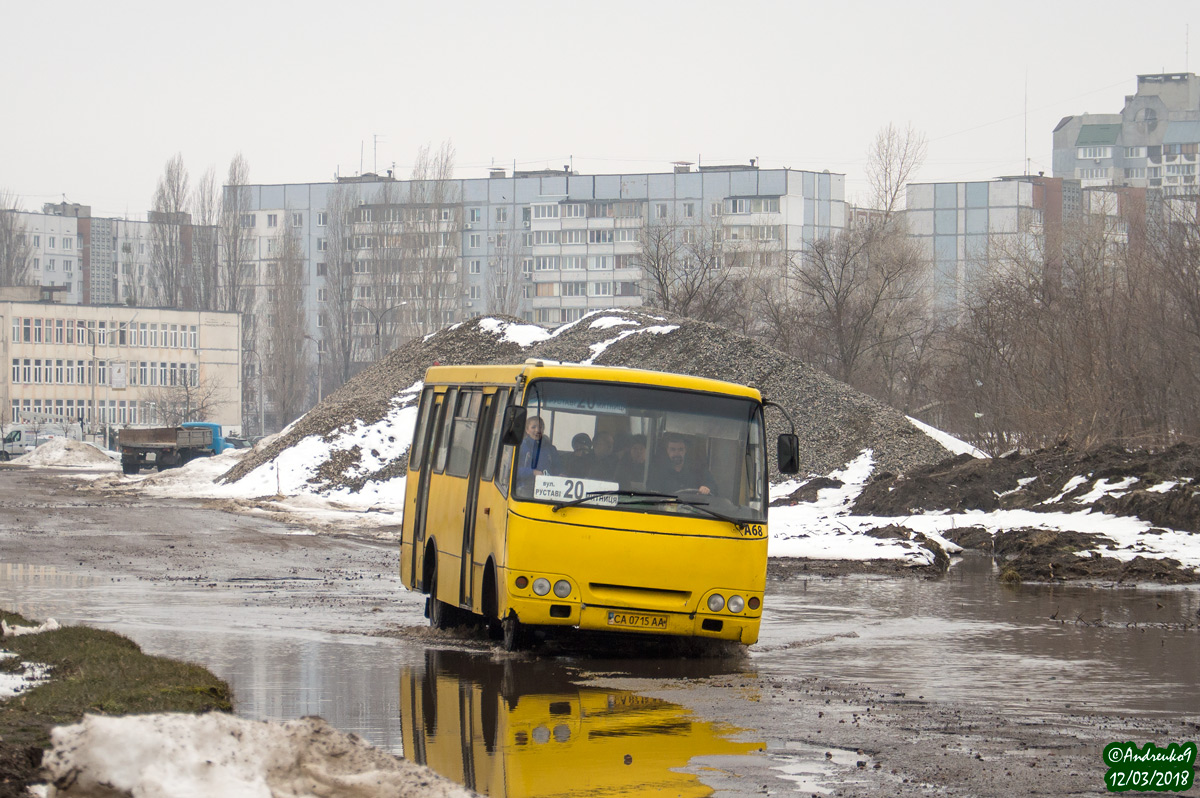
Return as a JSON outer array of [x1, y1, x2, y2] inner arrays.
[[239, 163, 845, 357], [906, 175, 1143, 308], [0, 287, 242, 430], [4, 202, 210, 306], [1053, 72, 1200, 197]]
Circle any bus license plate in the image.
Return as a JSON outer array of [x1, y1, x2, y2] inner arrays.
[[607, 611, 668, 630]]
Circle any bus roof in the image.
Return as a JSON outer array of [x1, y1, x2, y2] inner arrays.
[[422, 361, 763, 402]]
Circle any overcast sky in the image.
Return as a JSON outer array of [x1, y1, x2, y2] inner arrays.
[[4, 1, 1197, 219]]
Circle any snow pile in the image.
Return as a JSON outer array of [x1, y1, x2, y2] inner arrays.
[[0, 652, 51, 699], [12, 439, 118, 469], [2, 617, 60, 636], [41, 713, 475, 798]]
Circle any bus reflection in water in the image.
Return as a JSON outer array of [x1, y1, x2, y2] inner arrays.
[[400, 650, 764, 798]]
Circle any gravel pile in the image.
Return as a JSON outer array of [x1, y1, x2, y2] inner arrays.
[[222, 310, 957, 492]]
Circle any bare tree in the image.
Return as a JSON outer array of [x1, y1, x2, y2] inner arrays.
[[0, 192, 33, 286], [191, 167, 220, 311], [144, 373, 229, 426], [399, 141, 461, 338], [639, 213, 738, 322], [319, 184, 361, 394], [262, 220, 312, 429], [218, 154, 254, 317], [866, 123, 928, 224], [486, 213, 526, 317], [149, 154, 191, 308]]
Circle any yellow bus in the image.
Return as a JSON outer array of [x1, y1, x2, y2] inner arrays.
[[400, 649, 764, 798], [399, 360, 799, 649]]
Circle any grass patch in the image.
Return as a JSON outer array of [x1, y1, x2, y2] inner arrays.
[[0, 611, 232, 750]]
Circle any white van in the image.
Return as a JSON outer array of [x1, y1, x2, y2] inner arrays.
[[0, 423, 83, 461]]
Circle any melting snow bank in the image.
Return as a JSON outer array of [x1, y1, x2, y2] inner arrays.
[[39, 713, 474, 798], [12, 439, 118, 469], [0, 652, 51, 699]]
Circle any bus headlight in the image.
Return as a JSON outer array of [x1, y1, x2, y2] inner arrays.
[[532, 578, 551, 596], [553, 579, 571, 598], [727, 595, 745, 613], [707, 593, 725, 612]]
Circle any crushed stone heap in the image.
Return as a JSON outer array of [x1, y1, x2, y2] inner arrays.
[[222, 310, 957, 494]]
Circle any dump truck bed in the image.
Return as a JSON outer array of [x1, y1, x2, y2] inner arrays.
[[118, 426, 212, 449]]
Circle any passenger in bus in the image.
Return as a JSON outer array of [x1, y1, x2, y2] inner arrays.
[[590, 431, 619, 481], [648, 433, 717, 496], [617, 434, 649, 490], [517, 415, 559, 488], [562, 433, 595, 478]]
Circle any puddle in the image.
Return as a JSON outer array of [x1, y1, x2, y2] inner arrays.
[[401, 649, 763, 797], [757, 553, 1200, 717]]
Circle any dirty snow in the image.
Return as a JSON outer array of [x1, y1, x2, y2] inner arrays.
[[12, 438, 118, 469], [477, 317, 551, 347], [906, 416, 988, 459], [0, 652, 51, 699], [582, 324, 680, 364], [39, 713, 474, 798]]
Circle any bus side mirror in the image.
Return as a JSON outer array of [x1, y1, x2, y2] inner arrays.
[[500, 406, 527, 446], [777, 434, 800, 474]]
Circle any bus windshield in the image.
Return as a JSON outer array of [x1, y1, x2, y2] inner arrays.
[[512, 379, 767, 524]]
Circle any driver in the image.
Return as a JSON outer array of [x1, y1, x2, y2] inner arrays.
[[648, 433, 716, 496]]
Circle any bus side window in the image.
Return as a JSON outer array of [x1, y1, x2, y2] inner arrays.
[[432, 388, 457, 474], [446, 390, 481, 478], [408, 388, 436, 471], [486, 389, 511, 496]]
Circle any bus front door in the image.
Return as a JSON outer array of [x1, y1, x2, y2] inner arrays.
[[409, 393, 444, 590], [459, 394, 496, 610]]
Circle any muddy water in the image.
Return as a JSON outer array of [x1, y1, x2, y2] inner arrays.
[[1, 553, 1198, 794], [756, 554, 1200, 718]]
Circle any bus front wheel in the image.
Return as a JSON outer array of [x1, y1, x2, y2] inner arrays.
[[502, 612, 527, 652]]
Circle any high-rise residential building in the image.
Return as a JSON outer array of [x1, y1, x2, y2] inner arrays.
[[239, 163, 846, 360], [1053, 72, 1200, 197], [906, 175, 1145, 308], [2, 202, 210, 307]]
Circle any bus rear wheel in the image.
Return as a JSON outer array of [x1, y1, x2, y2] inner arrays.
[[502, 612, 527, 652]]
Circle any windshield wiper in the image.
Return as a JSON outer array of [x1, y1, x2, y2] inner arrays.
[[552, 490, 675, 512], [668, 497, 749, 531], [551, 490, 749, 531]]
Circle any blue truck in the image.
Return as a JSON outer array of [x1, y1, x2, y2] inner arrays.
[[117, 421, 237, 475]]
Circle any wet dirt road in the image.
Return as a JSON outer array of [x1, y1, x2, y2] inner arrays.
[[0, 465, 1197, 797]]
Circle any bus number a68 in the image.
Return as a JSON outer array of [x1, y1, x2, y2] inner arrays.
[[742, 524, 765, 538]]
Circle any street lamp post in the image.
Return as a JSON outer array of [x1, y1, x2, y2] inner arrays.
[[354, 302, 408, 363]]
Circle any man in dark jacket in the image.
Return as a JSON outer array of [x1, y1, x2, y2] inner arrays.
[[648, 434, 717, 496]]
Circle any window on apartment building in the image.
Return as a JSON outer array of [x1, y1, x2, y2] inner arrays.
[[562, 203, 585, 218], [292, 213, 303, 227], [316, 212, 327, 226], [352, 259, 367, 274], [588, 255, 612, 270], [588, 230, 614, 244], [495, 233, 508, 249], [614, 229, 638, 243], [241, 214, 256, 228], [591, 282, 613, 297], [64, 259, 72, 272], [358, 208, 372, 223], [534, 230, 559, 245], [1125, 168, 1147, 179], [533, 204, 560, 219], [1125, 147, 1146, 159], [33, 319, 42, 343], [654, 203, 668, 219], [535, 256, 559, 271], [469, 259, 481, 274], [1080, 168, 1110, 180], [521, 257, 533, 274], [32, 258, 39, 270], [469, 234, 481, 249], [316, 261, 327, 276], [683, 203, 695, 218], [561, 281, 587, 297], [46, 259, 55, 271], [560, 230, 585, 245], [64, 237, 73, 249], [711, 202, 722, 217], [316, 238, 327, 251], [469, 208, 482, 223], [561, 256, 585, 270], [1078, 146, 1113, 160], [49, 237, 56, 248], [10, 359, 18, 384], [468, 285, 482, 300], [496, 207, 509, 223], [32, 235, 39, 247], [535, 282, 558, 297]]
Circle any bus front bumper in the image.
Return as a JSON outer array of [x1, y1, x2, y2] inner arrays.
[[509, 598, 760, 645]]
